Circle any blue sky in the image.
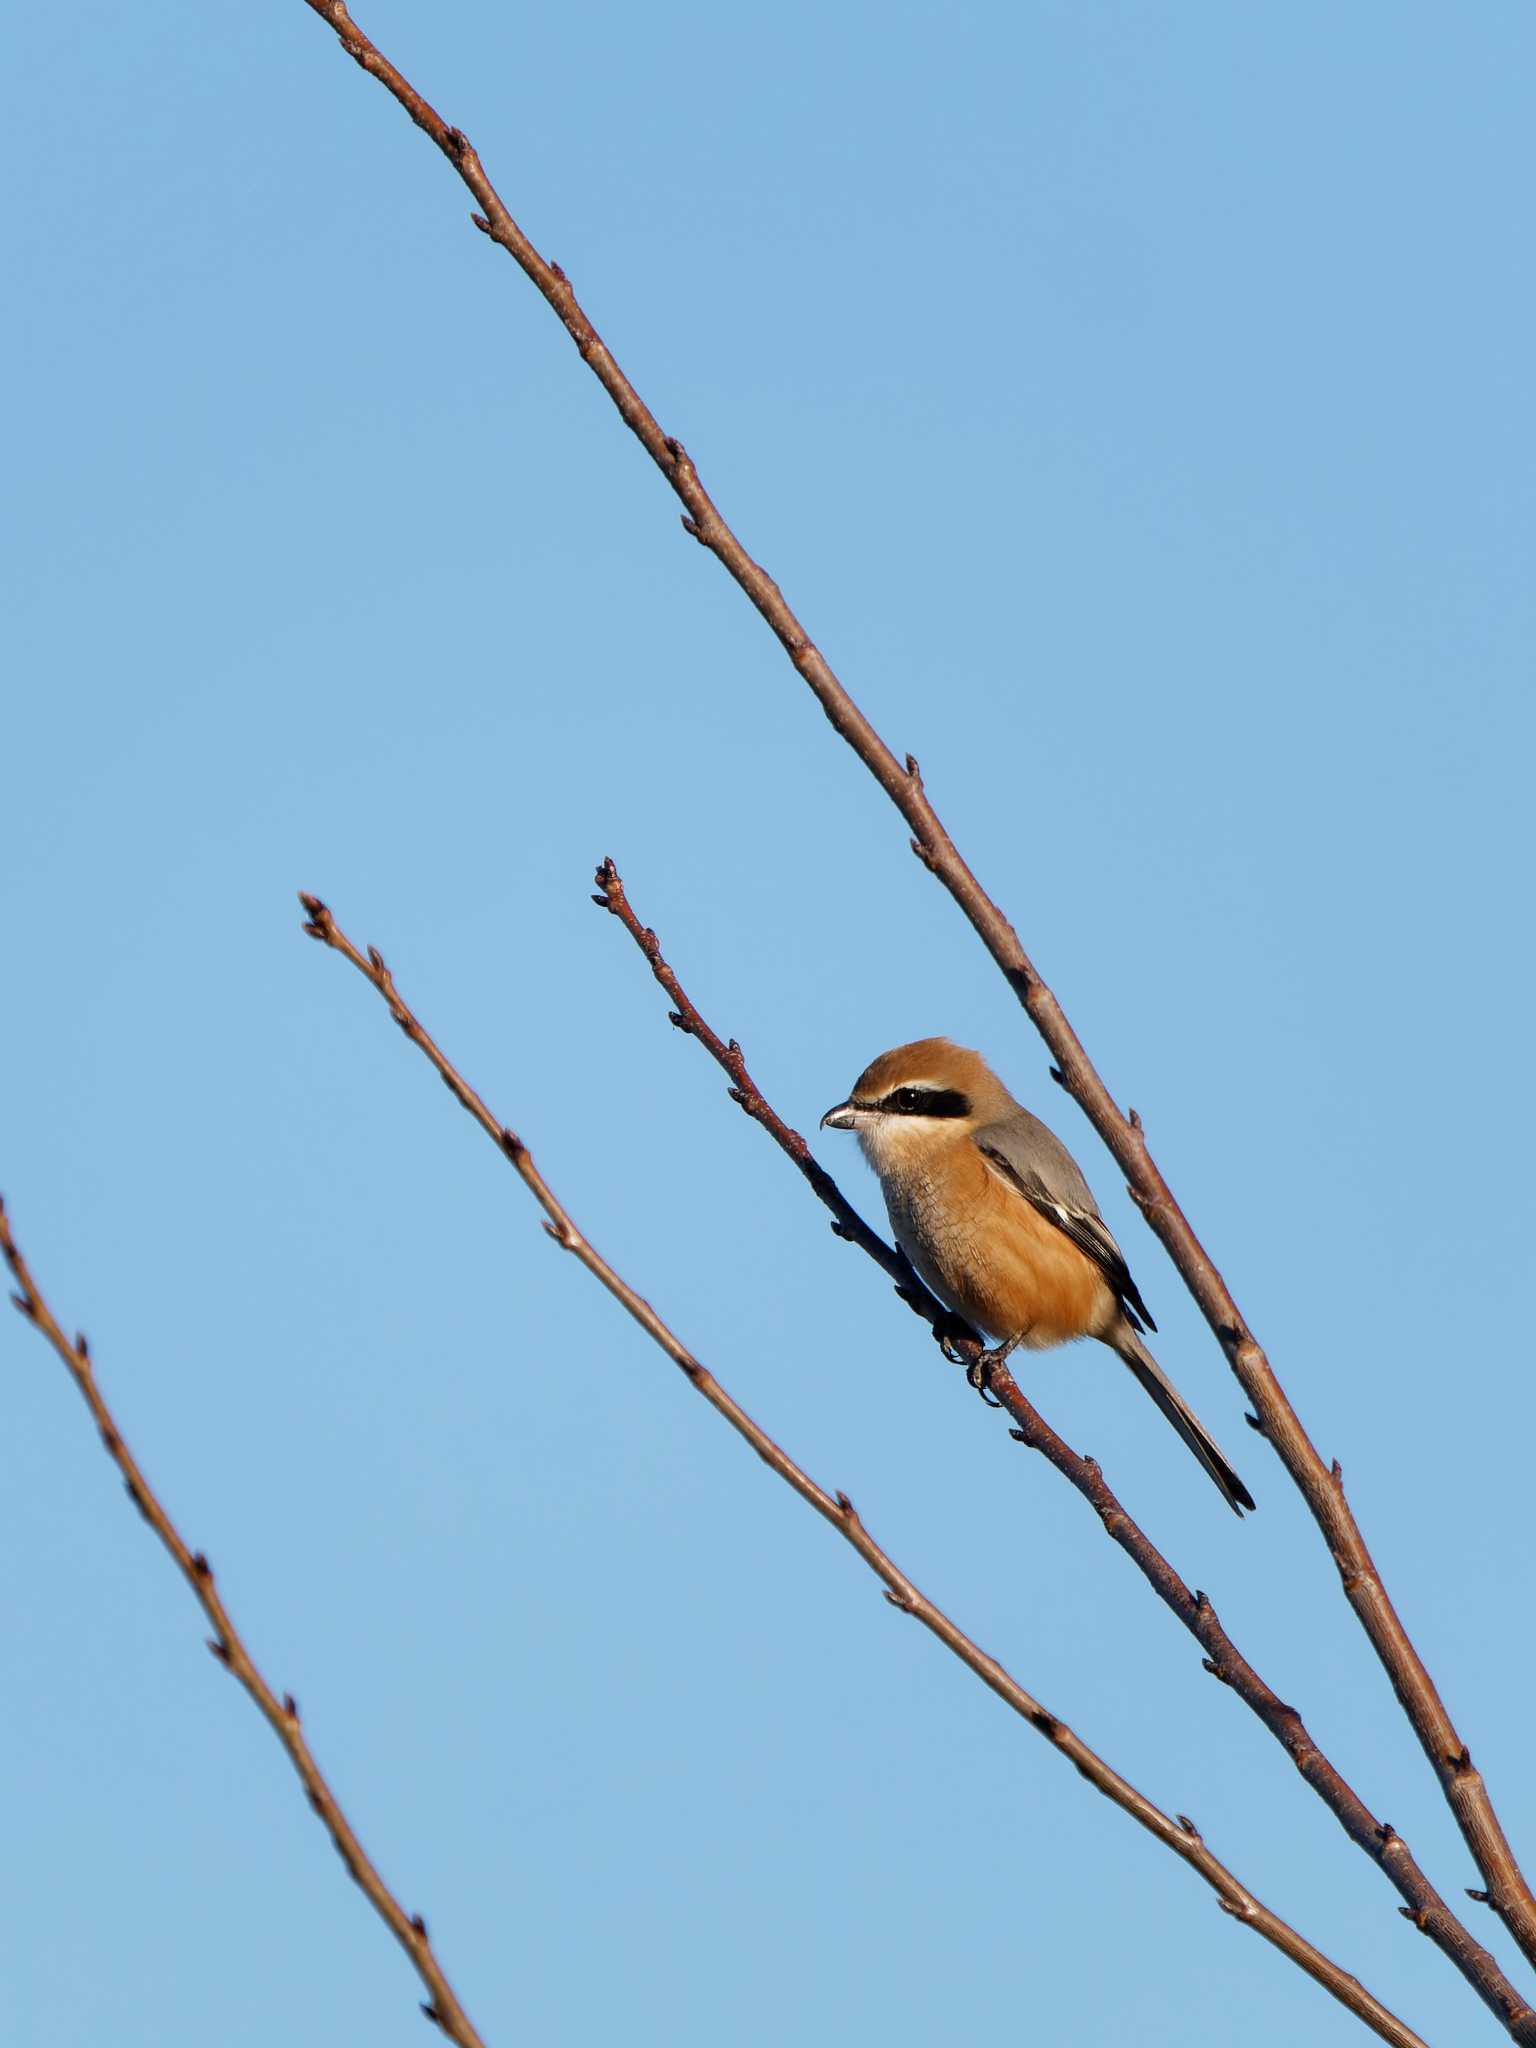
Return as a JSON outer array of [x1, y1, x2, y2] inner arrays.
[[4, 4, 1533, 2044]]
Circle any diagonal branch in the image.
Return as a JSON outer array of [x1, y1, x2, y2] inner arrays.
[[1, 1200, 487, 2048], [298, 888, 1430, 2048], [591, 854, 1536, 2042], [296, 0, 1536, 1970]]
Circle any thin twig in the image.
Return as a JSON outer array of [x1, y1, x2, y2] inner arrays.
[[0, 1200, 487, 2048], [297, 0, 1536, 1969], [297, 890, 1431, 2048], [592, 854, 1536, 2043]]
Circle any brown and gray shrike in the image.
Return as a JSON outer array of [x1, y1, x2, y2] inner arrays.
[[822, 1038, 1254, 1515]]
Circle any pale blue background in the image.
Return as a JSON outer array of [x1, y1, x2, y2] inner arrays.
[[4, 5, 1533, 2045]]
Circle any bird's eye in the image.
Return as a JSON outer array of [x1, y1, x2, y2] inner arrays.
[[893, 1087, 925, 1112]]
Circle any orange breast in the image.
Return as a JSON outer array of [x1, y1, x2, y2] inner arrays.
[[889, 1140, 1116, 1350]]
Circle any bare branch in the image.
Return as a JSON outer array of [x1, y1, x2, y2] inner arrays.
[[298, 890, 1431, 2048], [0, 1199, 487, 2048], [593, 855, 1536, 2042], [296, 0, 1536, 1967], [587, 861, 962, 1340]]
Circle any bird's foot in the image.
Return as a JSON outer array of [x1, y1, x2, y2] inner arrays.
[[966, 1333, 1022, 1406]]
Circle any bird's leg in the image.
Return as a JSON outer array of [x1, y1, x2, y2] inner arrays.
[[968, 1331, 1024, 1406]]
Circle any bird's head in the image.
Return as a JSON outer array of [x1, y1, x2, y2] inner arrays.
[[820, 1038, 1009, 1177]]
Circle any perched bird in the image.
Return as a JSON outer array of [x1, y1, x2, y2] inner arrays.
[[821, 1038, 1254, 1514]]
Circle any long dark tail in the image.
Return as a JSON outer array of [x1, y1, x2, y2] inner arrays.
[[1112, 1327, 1255, 1516]]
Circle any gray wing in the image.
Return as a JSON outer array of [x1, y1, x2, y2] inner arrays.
[[974, 1111, 1157, 1335]]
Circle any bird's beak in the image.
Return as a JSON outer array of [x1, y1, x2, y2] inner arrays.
[[820, 1099, 861, 1131]]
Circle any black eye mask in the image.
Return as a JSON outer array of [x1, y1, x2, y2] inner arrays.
[[876, 1086, 971, 1119]]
